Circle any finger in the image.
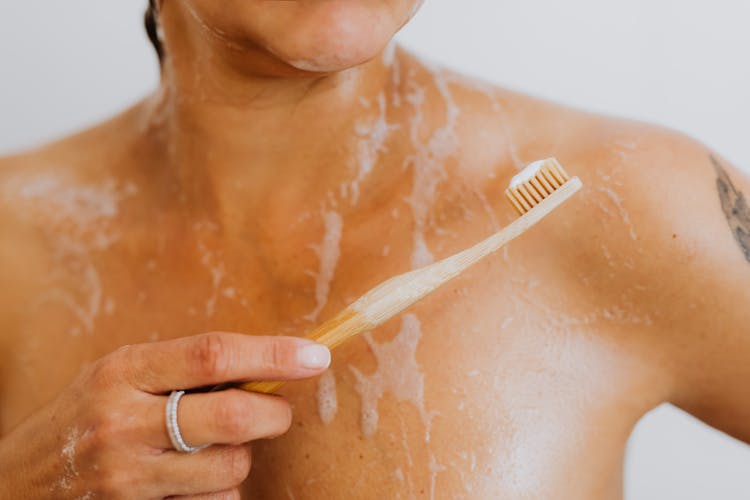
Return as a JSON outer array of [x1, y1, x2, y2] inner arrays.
[[151, 445, 252, 497], [145, 390, 292, 449], [174, 488, 240, 500], [120, 332, 330, 393]]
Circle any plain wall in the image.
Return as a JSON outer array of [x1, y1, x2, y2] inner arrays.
[[1, 1, 749, 498]]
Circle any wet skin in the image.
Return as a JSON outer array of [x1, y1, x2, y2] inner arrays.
[[2, 14, 750, 500]]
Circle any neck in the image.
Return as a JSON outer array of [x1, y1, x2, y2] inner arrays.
[[140, 4, 398, 216]]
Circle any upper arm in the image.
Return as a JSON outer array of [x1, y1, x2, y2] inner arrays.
[[592, 130, 750, 442], [667, 150, 750, 442]]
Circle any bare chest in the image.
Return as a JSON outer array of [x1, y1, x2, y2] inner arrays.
[[3, 234, 654, 499]]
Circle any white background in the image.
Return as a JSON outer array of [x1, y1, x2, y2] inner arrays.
[[1, 1, 749, 498]]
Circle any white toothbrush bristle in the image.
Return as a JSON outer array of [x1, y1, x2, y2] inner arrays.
[[505, 158, 572, 215]]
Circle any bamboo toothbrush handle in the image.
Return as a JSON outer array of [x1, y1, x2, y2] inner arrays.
[[239, 176, 582, 394]]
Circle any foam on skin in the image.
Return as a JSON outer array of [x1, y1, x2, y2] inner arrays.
[[197, 237, 226, 319], [404, 69, 460, 268], [349, 313, 444, 499], [349, 314, 431, 439], [316, 369, 338, 424], [346, 65, 459, 496], [305, 210, 344, 322], [348, 92, 398, 204], [53, 427, 80, 493], [8, 173, 137, 335]]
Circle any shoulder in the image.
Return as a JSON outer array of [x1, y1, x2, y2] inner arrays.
[[423, 62, 717, 247], [0, 99, 151, 224], [398, 54, 720, 262], [0, 102, 149, 335], [437, 64, 717, 227], [395, 50, 722, 265], [439, 66, 732, 355]]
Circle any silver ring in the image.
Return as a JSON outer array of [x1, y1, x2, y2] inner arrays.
[[166, 390, 207, 453]]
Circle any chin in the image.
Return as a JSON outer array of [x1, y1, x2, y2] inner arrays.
[[178, 0, 416, 73], [263, 1, 399, 73]]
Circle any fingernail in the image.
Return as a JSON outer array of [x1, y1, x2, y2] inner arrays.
[[297, 344, 331, 370]]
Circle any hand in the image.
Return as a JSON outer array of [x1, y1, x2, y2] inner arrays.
[[0, 332, 331, 499]]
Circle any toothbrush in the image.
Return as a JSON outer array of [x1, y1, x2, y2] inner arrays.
[[240, 158, 582, 394]]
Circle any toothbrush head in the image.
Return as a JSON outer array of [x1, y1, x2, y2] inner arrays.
[[505, 158, 573, 216]]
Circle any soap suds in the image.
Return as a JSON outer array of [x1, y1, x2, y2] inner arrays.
[[344, 65, 458, 495], [350, 314, 434, 439], [442, 71, 523, 168], [54, 427, 80, 492], [391, 415, 418, 499], [194, 222, 246, 318], [404, 68, 460, 268], [13, 174, 136, 335], [390, 50, 402, 108], [526, 291, 652, 330], [316, 370, 338, 425], [381, 42, 396, 67], [347, 93, 398, 204], [428, 454, 447, 499], [305, 210, 344, 322], [36, 261, 102, 336], [393, 468, 405, 482], [194, 224, 227, 319], [201, 248, 226, 319], [17, 175, 135, 242], [593, 185, 638, 241]]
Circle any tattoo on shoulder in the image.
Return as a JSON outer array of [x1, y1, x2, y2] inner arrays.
[[711, 155, 750, 263]]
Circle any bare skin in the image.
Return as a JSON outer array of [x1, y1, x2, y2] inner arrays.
[[1, 2, 750, 498]]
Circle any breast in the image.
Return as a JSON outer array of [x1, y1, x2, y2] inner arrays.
[[243, 257, 656, 499]]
